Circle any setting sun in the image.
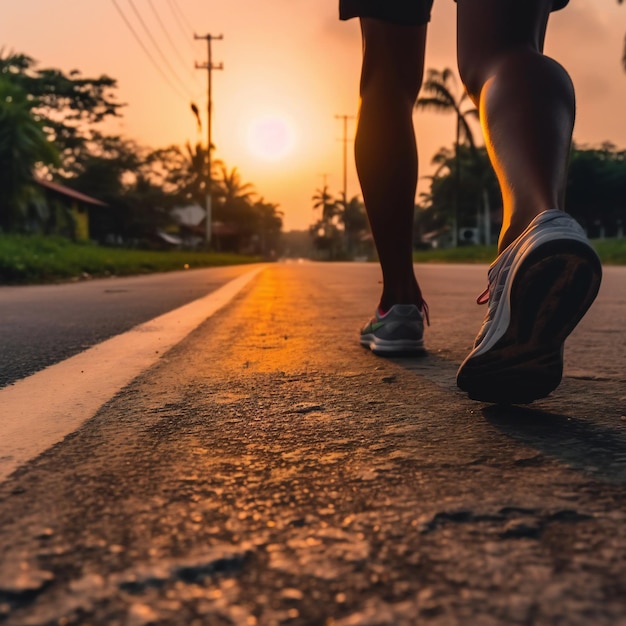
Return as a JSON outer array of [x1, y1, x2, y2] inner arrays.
[[246, 115, 296, 162]]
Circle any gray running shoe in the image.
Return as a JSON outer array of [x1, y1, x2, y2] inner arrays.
[[457, 210, 602, 404], [360, 303, 428, 356]]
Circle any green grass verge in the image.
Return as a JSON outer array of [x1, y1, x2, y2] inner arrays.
[[1, 235, 623, 285], [412, 238, 626, 266], [0, 235, 261, 285], [591, 238, 626, 265]]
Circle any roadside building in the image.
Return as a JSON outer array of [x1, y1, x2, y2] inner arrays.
[[35, 178, 107, 241]]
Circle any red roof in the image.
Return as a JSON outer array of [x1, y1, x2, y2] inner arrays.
[[35, 178, 107, 207]]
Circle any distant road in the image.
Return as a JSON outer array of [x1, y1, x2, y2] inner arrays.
[[0, 265, 258, 388], [1, 262, 623, 389]]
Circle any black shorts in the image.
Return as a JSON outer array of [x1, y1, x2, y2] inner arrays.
[[339, 0, 570, 26]]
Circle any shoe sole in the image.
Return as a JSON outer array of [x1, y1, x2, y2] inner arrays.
[[360, 335, 425, 357], [457, 239, 602, 404]]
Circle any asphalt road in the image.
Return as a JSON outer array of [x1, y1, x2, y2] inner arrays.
[[0, 265, 257, 388], [0, 262, 625, 625]]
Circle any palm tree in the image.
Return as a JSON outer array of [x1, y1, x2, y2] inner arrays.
[[217, 166, 256, 206], [312, 185, 339, 222], [422, 144, 500, 245], [340, 194, 368, 258], [0, 78, 59, 232], [253, 198, 283, 257], [180, 141, 209, 205], [310, 186, 342, 259], [416, 68, 480, 246]]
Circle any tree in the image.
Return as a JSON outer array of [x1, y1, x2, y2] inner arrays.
[[416, 68, 480, 245], [417, 145, 500, 246], [417, 142, 626, 245], [0, 51, 124, 178], [310, 186, 343, 259], [566, 143, 626, 237], [0, 78, 59, 232], [142, 146, 283, 253], [216, 166, 255, 206], [312, 185, 340, 223], [64, 135, 155, 241], [253, 199, 283, 257], [212, 166, 257, 249], [144, 142, 208, 208], [340, 194, 368, 257]]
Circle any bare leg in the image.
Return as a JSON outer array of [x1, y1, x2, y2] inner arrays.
[[455, 0, 602, 403], [356, 19, 427, 311], [457, 0, 575, 252]]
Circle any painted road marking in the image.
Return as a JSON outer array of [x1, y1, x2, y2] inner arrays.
[[0, 266, 266, 482]]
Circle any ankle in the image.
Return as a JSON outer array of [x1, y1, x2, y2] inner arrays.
[[379, 289, 424, 313], [498, 208, 558, 252]]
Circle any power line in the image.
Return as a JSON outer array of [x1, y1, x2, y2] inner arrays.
[[166, 0, 195, 50], [170, 0, 196, 35], [126, 0, 196, 98], [110, 0, 189, 103], [146, 0, 200, 87]]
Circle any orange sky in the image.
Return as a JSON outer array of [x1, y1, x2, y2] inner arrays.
[[2, 0, 625, 230]]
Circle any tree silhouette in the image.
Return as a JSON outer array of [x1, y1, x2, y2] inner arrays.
[[340, 193, 368, 257], [310, 186, 342, 258], [566, 143, 626, 237], [312, 185, 340, 222], [0, 78, 59, 232], [416, 68, 480, 245], [216, 166, 256, 206], [0, 51, 123, 178]]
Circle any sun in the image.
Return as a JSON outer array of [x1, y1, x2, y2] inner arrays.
[[246, 115, 295, 161]]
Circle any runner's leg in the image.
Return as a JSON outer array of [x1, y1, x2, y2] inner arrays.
[[356, 19, 428, 311], [456, 0, 575, 252]]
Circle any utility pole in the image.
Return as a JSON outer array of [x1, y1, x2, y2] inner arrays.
[[195, 33, 223, 247], [335, 115, 355, 207], [335, 115, 355, 257]]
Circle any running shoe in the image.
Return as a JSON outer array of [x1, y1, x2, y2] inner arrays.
[[360, 302, 429, 356], [456, 210, 602, 404]]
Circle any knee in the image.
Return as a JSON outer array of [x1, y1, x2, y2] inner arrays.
[[458, 46, 538, 104], [457, 48, 518, 104], [457, 56, 487, 104], [459, 47, 575, 107], [360, 54, 424, 105]]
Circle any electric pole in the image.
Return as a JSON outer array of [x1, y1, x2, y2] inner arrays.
[[195, 33, 223, 247], [335, 115, 355, 256], [335, 115, 355, 207]]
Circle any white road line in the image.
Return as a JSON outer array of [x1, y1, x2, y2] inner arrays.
[[0, 265, 266, 482]]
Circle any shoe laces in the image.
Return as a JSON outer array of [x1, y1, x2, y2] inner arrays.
[[476, 287, 490, 305], [473, 263, 510, 346]]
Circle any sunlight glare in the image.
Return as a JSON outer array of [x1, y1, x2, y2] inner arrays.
[[246, 115, 295, 162]]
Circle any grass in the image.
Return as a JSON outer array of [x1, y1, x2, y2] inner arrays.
[[1, 234, 624, 285], [0, 235, 261, 285], [413, 238, 626, 266], [591, 238, 626, 265]]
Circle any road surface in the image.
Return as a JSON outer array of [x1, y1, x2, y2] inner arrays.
[[0, 262, 624, 626], [0, 265, 257, 387]]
